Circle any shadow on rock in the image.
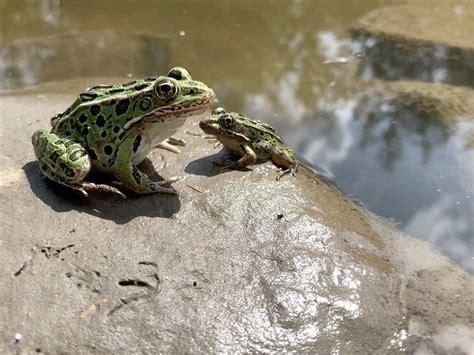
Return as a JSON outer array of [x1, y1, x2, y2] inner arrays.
[[23, 161, 181, 224], [185, 150, 253, 177]]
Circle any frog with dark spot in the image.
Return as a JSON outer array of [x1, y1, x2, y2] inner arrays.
[[199, 107, 297, 180], [32, 67, 215, 197]]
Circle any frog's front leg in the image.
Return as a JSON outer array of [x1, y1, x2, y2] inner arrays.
[[113, 134, 180, 194], [156, 136, 186, 154], [271, 146, 298, 180], [218, 144, 257, 171], [32, 128, 125, 198]]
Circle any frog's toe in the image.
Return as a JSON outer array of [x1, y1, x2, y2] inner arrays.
[[276, 168, 293, 181], [81, 182, 127, 199]]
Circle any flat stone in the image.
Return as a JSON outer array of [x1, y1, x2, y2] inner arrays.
[[0, 82, 473, 353], [363, 79, 474, 124], [352, 2, 474, 88]]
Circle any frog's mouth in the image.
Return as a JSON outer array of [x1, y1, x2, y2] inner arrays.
[[199, 120, 250, 142], [124, 92, 215, 129]]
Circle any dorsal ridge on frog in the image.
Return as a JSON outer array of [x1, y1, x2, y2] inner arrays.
[[32, 67, 215, 197], [199, 107, 298, 180]]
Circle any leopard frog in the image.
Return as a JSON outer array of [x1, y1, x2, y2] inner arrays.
[[32, 67, 215, 197], [199, 107, 297, 179]]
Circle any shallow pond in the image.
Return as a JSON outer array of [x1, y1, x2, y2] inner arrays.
[[1, 0, 473, 272]]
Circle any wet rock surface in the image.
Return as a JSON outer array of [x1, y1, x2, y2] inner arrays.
[[1, 86, 473, 353]]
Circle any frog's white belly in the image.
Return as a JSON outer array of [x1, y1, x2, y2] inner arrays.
[[131, 116, 187, 165]]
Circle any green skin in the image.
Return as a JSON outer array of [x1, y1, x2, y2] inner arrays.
[[32, 67, 215, 197], [199, 107, 298, 180]]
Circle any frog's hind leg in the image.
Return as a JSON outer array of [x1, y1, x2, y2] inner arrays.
[[271, 147, 298, 181], [30, 129, 93, 196], [32, 129, 126, 197]]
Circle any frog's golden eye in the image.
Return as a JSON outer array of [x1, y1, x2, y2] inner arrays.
[[155, 80, 177, 100], [221, 115, 234, 129], [168, 68, 183, 80]]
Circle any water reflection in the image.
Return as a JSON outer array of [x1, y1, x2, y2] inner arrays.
[[0, 30, 169, 89]]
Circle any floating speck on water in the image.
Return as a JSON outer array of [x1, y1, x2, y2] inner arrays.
[[365, 37, 376, 47], [179, 30, 186, 36], [456, 201, 460, 205], [453, 5, 464, 17], [437, 189, 441, 193], [126, 73, 133, 78], [37, 94, 45, 99], [14, 333, 22, 343]]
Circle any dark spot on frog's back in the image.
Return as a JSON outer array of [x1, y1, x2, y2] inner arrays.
[[91, 84, 113, 90], [104, 145, 113, 155], [79, 92, 98, 102], [115, 98, 130, 116], [145, 76, 156, 82], [123, 80, 137, 87], [96, 115, 105, 127], [90, 105, 101, 116], [78, 114, 87, 123], [133, 83, 149, 91], [108, 88, 125, 94]]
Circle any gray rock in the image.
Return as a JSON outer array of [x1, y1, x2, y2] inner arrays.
[[0, 85, 472, 353]]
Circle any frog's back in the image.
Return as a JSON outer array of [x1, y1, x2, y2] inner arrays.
[[50, 77, 155, 131], [236, 118, 283, 159]]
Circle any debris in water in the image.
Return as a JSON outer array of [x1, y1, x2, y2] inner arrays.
[[323, 51, 365, 64], [179, 30, 186, 36]]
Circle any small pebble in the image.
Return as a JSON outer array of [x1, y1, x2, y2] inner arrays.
[[277, 214, 284, 220], [14, 333, 22, 343]]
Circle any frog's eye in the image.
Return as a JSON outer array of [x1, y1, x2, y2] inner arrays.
[[155, 80, 177, 100], [138, 96, 153, 112], [213, 107, 226, 115], [168, 68, 183, 80], [221, 115, 234, 129]]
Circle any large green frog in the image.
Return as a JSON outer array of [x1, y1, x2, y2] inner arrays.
[[32, 67, 215, 197], [199, 107, 298, 180]]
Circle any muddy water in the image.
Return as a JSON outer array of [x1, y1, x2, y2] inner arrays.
[[1, 0, 472, 272]]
